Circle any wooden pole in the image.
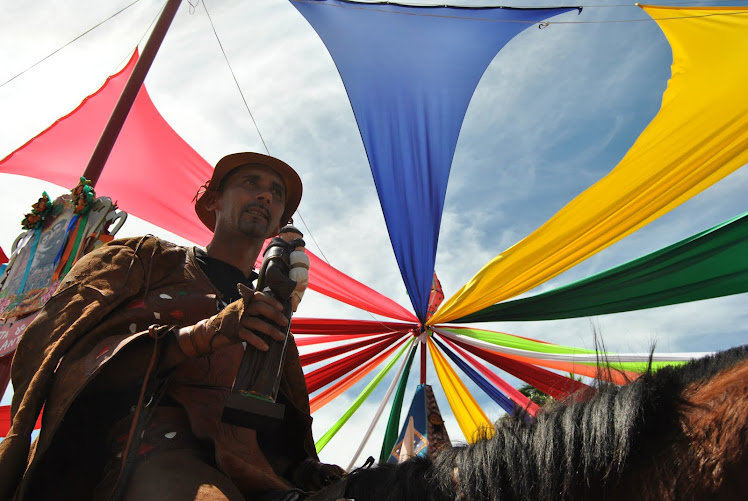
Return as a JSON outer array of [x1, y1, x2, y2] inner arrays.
[[82, 0, 183, 186], [420, 332, 427, 384]]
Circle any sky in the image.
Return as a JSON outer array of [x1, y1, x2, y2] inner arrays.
[[1, 0, 747, 469]]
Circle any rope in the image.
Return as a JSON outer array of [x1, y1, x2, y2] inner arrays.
[[1, 0, 143, 89], [200, 0, 270, 155], [289, 0, 748, 26]]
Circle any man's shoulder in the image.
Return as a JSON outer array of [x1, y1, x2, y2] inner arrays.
[[70, 236, 191, 275], [100, 235, 190, 257]]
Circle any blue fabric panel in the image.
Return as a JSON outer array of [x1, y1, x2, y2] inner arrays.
[[387, 383, 428, 463], [292, 1, 577, 320], [433, 337, 517, 416]]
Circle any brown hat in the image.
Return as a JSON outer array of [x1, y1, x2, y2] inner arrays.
[[195, 152, 303, 232]]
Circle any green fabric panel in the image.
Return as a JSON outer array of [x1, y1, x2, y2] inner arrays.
[[316, 338, 413, 453], [441, 327, 598, 355], [457, 211, 748, 323], [441, 327, 688, 373], [378, 343, 418, 463]]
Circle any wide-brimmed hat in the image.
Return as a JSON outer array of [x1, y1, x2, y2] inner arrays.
[[195, 152, 302, 232]]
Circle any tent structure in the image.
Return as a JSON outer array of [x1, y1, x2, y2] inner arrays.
[[1, 1, 747, 465]]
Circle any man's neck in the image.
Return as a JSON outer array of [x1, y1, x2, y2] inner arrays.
[[205, 236, 264, 278]]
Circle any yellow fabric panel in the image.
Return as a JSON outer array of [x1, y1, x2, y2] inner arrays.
[[430, 6, 748, 325], [427, 338, 492, 442]]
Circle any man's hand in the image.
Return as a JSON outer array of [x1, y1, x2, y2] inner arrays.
[[232, 283, 289, 352], [175, 283, 290, 358], [292, 458, 346, 491]]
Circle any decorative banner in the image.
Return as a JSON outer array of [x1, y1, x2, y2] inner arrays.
[[292, 0, 579, 320], [437, 336, 539, 417], [291, 318, 416, 336], [431, 6, 748, 324], [379, 344, 418, 463], [384, 383, 451, 463], [305, 334, 405, 393], [0, 51, 416, 323], [428, 337, 492, 442], [458, 210, 748, 322], [309, 339, 406, 413], [315, 338, 413, 452], [447, 335, 590, 400], [387, 384, 429, 463], [0, 52, 212, 246]]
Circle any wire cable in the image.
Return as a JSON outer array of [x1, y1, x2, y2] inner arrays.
[[1, 0, 143, 89], [289, 0, 748, 26], [200, 0, 270, 155]]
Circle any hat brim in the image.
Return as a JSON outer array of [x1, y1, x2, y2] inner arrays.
[[195, 152, 302, 233]]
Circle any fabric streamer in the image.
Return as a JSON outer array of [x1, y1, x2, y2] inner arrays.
[[291, 0, 579, 320], [309, 338, 408, 413], [0, 51, 416, 322], [291, 318, 416, 336], [315, 338, 414, 452], [295, 333, 402, 347], [438, 326, 701, 366], [458, 210, 748, 322], [379, 343, 418, 463], [300, 332, 400, 366], [437, 336, 539, 417], [446, 336, 590, 400], [432, 337, 519, 417], [440, 326, 598, 356], [305, 335, 404, 393], [428, 338, 492, 442], [431, 5, 748, 324], [346, 342, 417, 471], [436, 328, 693, 385]]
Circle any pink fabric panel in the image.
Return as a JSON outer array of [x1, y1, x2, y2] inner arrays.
[[0, 51, 417, 321], [440, 336, 539, 416], [0, 52, 213, 246], [450, 337, 591, 400]]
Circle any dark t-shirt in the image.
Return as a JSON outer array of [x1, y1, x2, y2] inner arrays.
[[193, 247, 258, 304]]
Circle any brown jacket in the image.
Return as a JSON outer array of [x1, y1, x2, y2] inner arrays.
[[0, 236, 317, 500]]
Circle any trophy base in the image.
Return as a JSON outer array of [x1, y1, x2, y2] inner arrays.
[[221, 392, 286, 431]]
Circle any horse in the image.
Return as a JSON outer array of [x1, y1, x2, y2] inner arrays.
[[313, 345, 748, 501]]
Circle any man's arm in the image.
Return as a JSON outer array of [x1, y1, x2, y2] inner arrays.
[[86, 286, 289, 392]]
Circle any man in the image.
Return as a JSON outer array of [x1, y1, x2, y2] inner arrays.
[[0, 152, 344, 500]]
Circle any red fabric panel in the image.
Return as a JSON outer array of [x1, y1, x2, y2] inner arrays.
[[0, 52, 213, 246], [295, 333, 391, 347], [306, 252, 418, 322], [0, 51, 417, 321], [0, 404, 42, 437], [299, 332, 399, 366], [0, 353, 10, 408], [0, 246, 7, 265], [305, 335, 403, 393], [446, 325, 554, 345], [440, 336, 539, 416], [291, 318, 416, 335], [309, 340, 405, 413], [450, 337, 591, 400]]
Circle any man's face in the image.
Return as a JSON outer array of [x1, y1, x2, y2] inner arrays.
[[208, 164, 286, 240]]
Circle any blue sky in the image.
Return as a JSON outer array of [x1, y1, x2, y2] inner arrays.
[[1, 0, 746, 467]]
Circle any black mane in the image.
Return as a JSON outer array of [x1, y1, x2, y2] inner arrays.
[[341, 345, 748, 501]]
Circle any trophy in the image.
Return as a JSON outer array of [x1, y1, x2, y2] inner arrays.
[[221, 224, 309, 431]]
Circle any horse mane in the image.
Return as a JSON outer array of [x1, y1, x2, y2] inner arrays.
[[341, 345, 748, 501]]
